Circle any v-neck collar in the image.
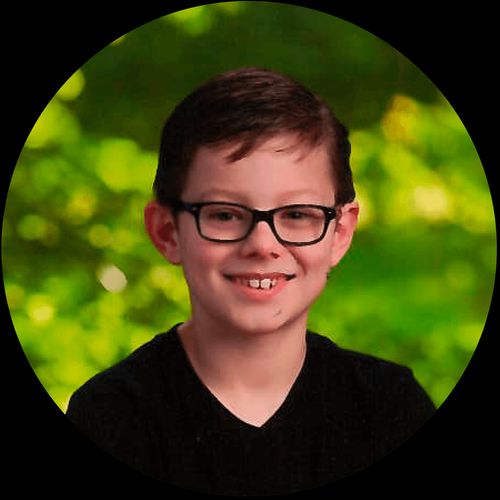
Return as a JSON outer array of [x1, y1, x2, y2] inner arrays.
[[170, 324, 312, 433]]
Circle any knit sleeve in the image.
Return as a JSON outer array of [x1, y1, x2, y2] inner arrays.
[[370, 365, 436, 459], [66, 374, 161, 477]]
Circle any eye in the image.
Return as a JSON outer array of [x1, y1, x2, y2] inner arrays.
[[212, 211, 238, 221], [283, 210, 307, 219], [281, 207, 322, 220], [202, 205, 246, 222]]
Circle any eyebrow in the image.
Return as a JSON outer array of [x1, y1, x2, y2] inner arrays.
[[194, 189, 243, 200], [193, 188, 327, 201]]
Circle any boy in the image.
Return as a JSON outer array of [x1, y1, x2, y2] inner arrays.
[[66, 67, 435, 495]]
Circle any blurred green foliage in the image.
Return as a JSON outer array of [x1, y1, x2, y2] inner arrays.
[[2, 3, 495, 411]]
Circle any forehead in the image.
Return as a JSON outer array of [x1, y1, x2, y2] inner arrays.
[[182, 135, 336, 204]]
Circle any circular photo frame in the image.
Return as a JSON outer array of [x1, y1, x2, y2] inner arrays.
[[2, 2, 497, 496]]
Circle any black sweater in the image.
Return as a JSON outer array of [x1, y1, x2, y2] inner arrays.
[[66, 324, 435, 496]]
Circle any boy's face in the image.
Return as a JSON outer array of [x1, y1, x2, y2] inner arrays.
[[146, 134, 358, 336]]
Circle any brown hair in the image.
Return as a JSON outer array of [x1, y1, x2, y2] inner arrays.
[[153, 67, 355, 206]]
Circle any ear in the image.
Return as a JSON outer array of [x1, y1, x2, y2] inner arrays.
[[329, 201, 359, 268], [144, 200, 182, 265]]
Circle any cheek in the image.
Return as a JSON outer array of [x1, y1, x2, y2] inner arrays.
[[178, 235, 228, 278], [295, 244, 333, 277]]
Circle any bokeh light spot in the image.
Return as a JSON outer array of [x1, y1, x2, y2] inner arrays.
[[98, 265, 128, 293]]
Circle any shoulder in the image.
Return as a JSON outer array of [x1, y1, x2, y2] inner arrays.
[[307, 330, 411, 377], [65, 327, 182, 476], [66, 326, 180, 422], [306, 331, 436, 462], [306, 331, 436, 415], [80, 329, 175, 391]]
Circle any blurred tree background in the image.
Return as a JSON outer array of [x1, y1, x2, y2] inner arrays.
[[2, 2, 495, 411]]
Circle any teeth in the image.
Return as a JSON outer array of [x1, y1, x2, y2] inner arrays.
[[260, 278, 272, 289], [249, 279, 260, 288], [243, 278, 278, 289]]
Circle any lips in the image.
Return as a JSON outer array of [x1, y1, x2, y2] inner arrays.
[[223, 272, 295, 290]]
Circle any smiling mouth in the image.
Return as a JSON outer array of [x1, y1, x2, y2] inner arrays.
[[224, 273, 296, 290]]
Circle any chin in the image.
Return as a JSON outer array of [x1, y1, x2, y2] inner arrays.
[[224, 309, 305, 337]]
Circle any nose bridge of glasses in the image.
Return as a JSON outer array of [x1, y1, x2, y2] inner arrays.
[[246, 208, 281, 241], [253, 208, 276, 225]]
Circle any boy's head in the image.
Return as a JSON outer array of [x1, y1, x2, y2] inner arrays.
[[146, 67, 359, 335], [153, 67, 355, 208]]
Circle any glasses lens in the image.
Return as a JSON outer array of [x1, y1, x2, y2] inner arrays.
[[199, 204, 253, 240], [274, 206, 327, 243]]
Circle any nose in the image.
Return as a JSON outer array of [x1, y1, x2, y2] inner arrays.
[[238, 219, 283, 258]]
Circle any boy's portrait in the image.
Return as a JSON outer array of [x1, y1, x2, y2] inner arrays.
[[2, 3, 495, 496]]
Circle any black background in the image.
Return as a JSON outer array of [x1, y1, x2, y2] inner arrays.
[[2, 2, 497, 496]]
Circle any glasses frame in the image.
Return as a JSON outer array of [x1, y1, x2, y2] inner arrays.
[[173, 200, 338, 246]]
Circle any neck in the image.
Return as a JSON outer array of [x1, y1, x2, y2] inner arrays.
[[177, 316, 308, 393]]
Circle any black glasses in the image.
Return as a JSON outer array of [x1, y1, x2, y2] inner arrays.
[[173, 201, 338, 246]]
